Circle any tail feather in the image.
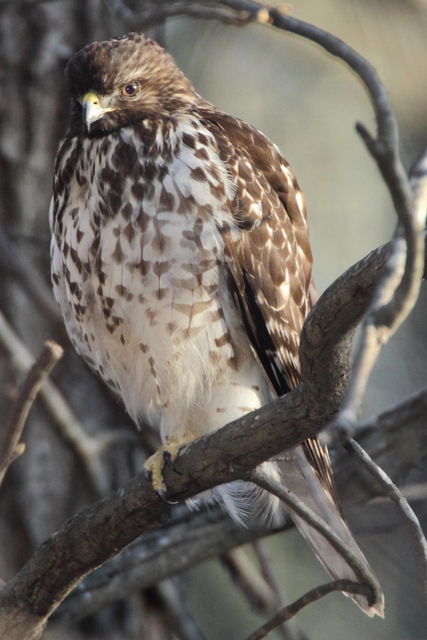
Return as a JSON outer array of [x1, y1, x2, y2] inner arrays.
[[191, 447, 384, 617], [273, 447, 384, 617]]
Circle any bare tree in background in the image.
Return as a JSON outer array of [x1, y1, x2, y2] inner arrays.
[[0, 2, 426, 640]]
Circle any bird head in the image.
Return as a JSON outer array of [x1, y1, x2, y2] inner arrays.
[[65, 33, 199, 135]]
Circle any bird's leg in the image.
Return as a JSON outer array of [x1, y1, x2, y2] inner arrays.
[[144, 431, 194, 497]]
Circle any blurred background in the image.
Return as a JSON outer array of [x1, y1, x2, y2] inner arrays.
[[0, 1, 426, 639]]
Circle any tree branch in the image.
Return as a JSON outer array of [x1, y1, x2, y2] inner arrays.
[[333, 387, 427, 504], [220, 549, 276, 614], [106, 0, 252, 28], [55, 506, 284, 623], [344, 439, 427, 602], [0, 312, 137, 497], [245, 580, 373, 640]]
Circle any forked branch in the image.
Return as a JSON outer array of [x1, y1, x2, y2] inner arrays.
[[0, 331, 63, 486]]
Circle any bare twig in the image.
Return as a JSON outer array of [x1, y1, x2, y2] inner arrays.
[[221, 549, 275, 613], [344, 438, 427, 601], [249, 469, 381, 608], [0, 340, 63, 485], [245, 579, 372, 640], [332, 387, 427, 505], [0, 312, 130, 496], [156, 578, 207, 640], [252, 541, 307, 640], [336, 138, 426, 425], [136, 3, 250, 28], [105, 0, 252, 28]]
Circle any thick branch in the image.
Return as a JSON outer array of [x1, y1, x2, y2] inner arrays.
[[300, 243, 390, 402]]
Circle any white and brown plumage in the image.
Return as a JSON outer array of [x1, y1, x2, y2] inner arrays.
[[50, 33, 383, 615]]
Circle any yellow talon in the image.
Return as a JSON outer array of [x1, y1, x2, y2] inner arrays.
[[144, 440, 185, 493]]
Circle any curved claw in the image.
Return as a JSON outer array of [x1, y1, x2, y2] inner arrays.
[[157, 489, 179, 505], [144, 466, 179, 504]]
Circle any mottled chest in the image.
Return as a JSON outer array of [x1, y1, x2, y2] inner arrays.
[[50, 115, 241, 423]]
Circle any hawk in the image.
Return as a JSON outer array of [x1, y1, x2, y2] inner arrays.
[[50, 33, 383, 615]]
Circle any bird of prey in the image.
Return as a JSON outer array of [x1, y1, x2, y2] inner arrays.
[[50, 32, 383, 615]]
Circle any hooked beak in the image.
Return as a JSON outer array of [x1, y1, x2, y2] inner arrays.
[[81, 92, 113, 131]]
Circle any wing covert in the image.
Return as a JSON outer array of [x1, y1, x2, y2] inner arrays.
[[202, 109, 312, 392], [202, 109, 340, 505]]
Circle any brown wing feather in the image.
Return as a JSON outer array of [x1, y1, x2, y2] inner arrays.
[[201, 109, 339, 506]]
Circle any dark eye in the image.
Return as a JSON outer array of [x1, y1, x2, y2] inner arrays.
[[122, 81, 140, 97]]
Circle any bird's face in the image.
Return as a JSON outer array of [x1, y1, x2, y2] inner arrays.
[[65, 33, 197, 135]]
